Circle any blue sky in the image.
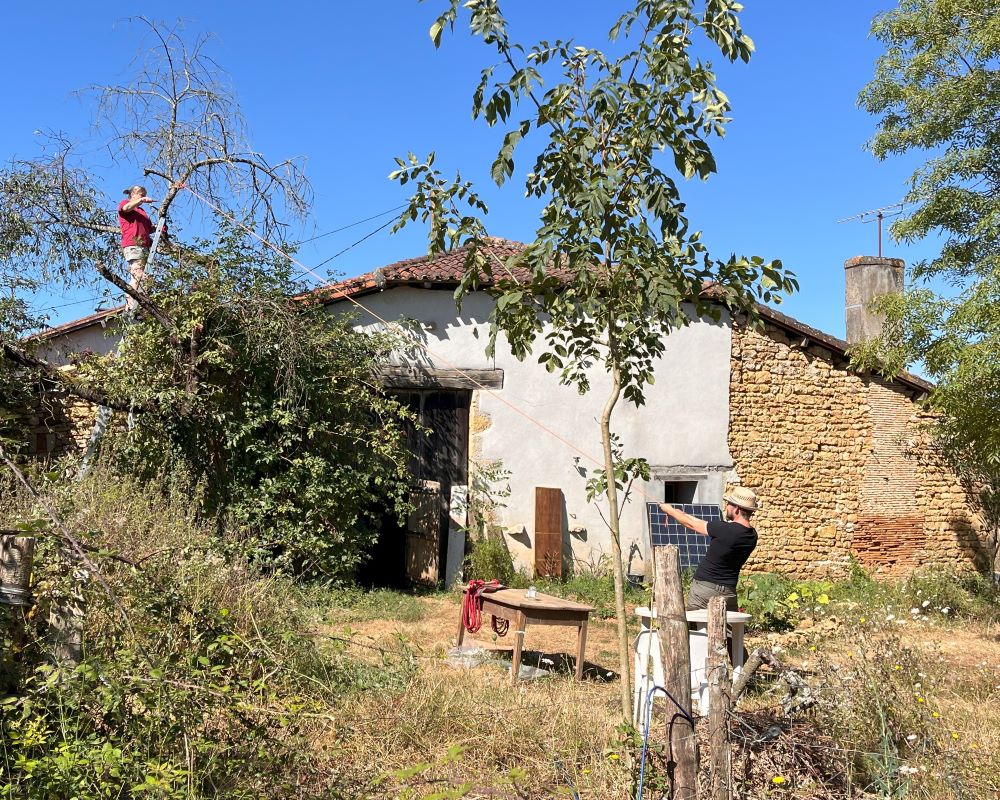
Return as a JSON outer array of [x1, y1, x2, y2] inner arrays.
[[3, 1, 937, 339]]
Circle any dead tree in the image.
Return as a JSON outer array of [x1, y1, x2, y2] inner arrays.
[[0, 18, 311, 460]]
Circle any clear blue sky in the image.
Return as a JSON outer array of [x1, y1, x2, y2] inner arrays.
[[3, 1, 937, 340]]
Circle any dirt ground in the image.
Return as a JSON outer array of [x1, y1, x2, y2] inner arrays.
[[328, 591, 1000, 673], [327, 593, 634, 673]]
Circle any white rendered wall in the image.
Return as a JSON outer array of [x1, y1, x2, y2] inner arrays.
[[35, 321, 121, 364], [336, 287, 735, 578]]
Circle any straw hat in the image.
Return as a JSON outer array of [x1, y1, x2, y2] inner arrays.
[[724, 486, 759, 512]]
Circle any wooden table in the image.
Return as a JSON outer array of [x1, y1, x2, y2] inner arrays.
[[456, 588, 594, 681]]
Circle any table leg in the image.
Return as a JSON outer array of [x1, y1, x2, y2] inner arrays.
[[510, 610, 527, 682], [575, 619, 589, 681], [456, 598, 466, 647]]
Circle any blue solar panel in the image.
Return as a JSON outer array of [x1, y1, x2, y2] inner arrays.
[[647, 502, 721, 570]]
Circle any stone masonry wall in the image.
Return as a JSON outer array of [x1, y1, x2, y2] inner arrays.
[[729, 322, 988, 580], [12, 387, 97, 462]]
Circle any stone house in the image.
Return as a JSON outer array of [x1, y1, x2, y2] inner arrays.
[[24, 241, 993, 584]]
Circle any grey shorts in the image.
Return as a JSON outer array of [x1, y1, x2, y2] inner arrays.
[[123, 245, 148, 262], [686, 579, 739, 612]]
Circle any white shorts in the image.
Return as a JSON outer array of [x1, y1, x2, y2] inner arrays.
[[123, 246, 148, 262]]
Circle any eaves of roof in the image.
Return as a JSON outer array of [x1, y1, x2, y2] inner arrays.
[[25, 304, 125, 341], [30, 238, 932, 395], [753, 303, 932, 395]]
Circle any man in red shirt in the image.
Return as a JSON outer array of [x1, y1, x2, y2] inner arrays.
[[118, 185, 162, 308]]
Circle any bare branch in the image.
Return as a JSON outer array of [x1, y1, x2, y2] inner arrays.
[[94, 264, 178, 342]]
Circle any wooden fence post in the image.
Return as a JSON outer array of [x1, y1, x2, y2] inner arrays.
[[707, 596, 731, 800], [653, 545, 698, 799]]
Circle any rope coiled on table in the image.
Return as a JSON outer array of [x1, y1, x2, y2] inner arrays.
[[461, 579, 510, 637]]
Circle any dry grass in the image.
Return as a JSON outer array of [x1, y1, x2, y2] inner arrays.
[[317, 594, 631, 798], [312, 590, 1000, 799]]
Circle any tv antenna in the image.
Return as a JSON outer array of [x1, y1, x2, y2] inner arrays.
[[837, 202, 907, 257]]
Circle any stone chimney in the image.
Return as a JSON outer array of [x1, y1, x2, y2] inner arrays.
[[844, 255, 904, 345]]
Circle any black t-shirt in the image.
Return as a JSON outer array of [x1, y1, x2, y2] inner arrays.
[[692, 519, 758, 587]]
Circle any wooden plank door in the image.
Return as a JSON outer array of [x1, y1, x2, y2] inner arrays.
[[534, 486, 563, 578], [405, 480, 441, 585]]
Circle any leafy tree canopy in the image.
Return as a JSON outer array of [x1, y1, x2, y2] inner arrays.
[[60, 227, 415, 580], [392, 0, 798, 720], [0, 21, 414, 581], [857, 0, 1000, 520]]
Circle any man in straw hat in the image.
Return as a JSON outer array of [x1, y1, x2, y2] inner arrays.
[[658, 485, 759, 612]]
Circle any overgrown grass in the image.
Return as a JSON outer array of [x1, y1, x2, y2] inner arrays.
[[4, 463, 996, 798], [0, 464, 419, 799], [320, 586, 429, 624]]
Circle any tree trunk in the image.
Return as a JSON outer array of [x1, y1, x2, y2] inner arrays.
[[600, 362, 632, 722], [654, 545, 698, 800], [707, 595, 731, 800]]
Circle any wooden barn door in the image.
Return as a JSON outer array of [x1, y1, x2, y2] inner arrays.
[[534, 486, 563, 578], [402, 390, 470, 586]]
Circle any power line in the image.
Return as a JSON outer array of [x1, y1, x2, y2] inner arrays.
[[293, 203, 407, 246], [305, 216, 398, 277]]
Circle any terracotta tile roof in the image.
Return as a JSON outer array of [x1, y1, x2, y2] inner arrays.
[[29, 237, 931, 394], [300, 237, 535, 305], [26, 304, 125, 341]]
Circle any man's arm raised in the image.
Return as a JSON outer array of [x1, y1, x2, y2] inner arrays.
[[658, 503, 709, 536]]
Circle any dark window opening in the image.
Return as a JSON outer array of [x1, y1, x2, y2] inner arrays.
[[664, 480, 697, 504]]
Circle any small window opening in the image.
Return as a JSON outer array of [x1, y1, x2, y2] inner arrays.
[[663, 481, 697, 504]]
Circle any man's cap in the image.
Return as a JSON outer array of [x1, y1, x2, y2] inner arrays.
[[724, 486, 759, 512]]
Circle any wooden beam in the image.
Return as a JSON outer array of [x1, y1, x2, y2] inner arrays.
[[653, 545, 698, 800], [707, 596, 732, 800], [377, 366, 504, 390]]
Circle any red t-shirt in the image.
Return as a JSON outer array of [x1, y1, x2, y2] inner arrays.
[[118, 199, 154, 248]]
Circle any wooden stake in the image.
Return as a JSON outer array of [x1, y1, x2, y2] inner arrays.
[[707, 596, 731, 800], [653, 545, 698, 800]]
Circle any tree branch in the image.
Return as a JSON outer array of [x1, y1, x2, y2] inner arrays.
[[94, 264, 178, 343], [1, 342, 151, 413]]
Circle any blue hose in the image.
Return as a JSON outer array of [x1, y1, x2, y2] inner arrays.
[[636, 685, 665, 800], [636, 684, 696, 800]]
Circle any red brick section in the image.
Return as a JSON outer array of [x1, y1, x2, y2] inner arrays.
[[852, 382, 926, 576]]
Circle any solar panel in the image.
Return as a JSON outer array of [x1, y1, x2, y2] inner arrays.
[[647, 502, 722, 570]]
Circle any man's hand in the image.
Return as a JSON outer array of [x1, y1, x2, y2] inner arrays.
[[657, 502, 708, 535]]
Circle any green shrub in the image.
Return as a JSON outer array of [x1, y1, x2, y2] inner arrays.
[[902, 568, 999, 621], [737, 573, 834, 633], [738, 572, 798, 632], [0, 469, 417, 798], [465, 537, 517, 585]]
